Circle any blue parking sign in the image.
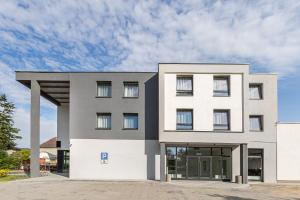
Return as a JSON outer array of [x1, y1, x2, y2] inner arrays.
[[101, 152, 108, 160]]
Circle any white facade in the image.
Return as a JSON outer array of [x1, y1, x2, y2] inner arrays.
[[69, 139, 160, 180], [277, 123, 300, 181], [164, 74, 243, 131]]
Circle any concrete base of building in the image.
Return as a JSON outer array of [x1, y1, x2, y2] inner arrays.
[[69, 139, 160, 180]]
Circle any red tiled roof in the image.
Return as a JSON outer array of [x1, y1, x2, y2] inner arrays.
[[40, 137, 57, 148]]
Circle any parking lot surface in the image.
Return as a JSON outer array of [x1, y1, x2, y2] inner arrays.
[[0, 175, 300, 200]]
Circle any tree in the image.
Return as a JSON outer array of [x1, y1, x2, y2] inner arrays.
[[20, 149, 30, 161], [0, 94, 21, 150]]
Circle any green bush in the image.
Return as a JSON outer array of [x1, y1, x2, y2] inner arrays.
[[0, 150, 22, 170], [0, 169, 9, 177], [0, 150, 9, 169]]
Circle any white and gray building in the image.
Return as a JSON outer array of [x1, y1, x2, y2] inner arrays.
[[15, 63, 300, 183]]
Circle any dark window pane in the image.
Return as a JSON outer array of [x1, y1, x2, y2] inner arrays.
[[214, 110, 230, 130], [123, 113, 138, 129], [249, 84, 263, 99], [214, 76, 229, 96], [248, 149, 263, 156], [124, 82, 139, 97], [212, 148, 221, 156], [187, 147, 211, 156], [167, 159, 176, 171], [177, 110, 193, 130], [177, 76, 193, 96], [250, 116, 263, 131], [166, 147, 176, 159], [222, 148, 231, 156], [97, 82, 111, 97], [176, 147, 186, 179]]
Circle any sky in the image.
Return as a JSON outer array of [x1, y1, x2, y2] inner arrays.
[[0, 0, 300, 148]]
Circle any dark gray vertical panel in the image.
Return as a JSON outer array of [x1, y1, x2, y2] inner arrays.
[[145, 74, 158, 140]]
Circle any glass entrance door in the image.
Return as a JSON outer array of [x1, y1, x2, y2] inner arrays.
[[199, 157, 211, 179], [187, 157, 199, 179], [187, 156, 212, 179]]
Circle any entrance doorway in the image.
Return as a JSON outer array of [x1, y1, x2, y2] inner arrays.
[[187, 156, 211, 179], [166, 146, 232, 181]]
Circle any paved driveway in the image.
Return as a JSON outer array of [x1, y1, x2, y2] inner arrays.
[[0, 175, 300, 200]]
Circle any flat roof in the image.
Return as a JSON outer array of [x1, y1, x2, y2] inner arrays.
[[158, 62, 250, 65], [15, 71, 157, 73]]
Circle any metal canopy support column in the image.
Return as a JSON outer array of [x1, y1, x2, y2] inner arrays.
[[160, 143, 166, 181], [240, 143, 248, 184], [30, 80, 40, 177]]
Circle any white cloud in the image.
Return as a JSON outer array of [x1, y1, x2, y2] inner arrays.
[[0, 1, 299, 74]]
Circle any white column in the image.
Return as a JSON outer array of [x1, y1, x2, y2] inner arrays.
[[30, 80, 40, 177]]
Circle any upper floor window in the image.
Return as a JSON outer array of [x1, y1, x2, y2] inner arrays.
[[97, 81, 111, 97], [176, 76, 193, 96], [97, 113, 111, 129], [249, 84, 263, 100], [213, 76, 230, 97], [213, 110, 230, 130], [124, 82, 139, 98], [249, 115, 263, 131], [176, 109, 193, 130], [123, 113, 138, 129]]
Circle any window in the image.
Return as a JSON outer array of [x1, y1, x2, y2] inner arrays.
[[250, 115, 263, 131], [176, 109, 193, 130], [213, 76, 230, 96], [213, 110, 230, 130], [166, 147, 177, 178], [123, 113, 138, 129], [249, 84, 263, 99], [97, 113, 111, 129], [248, 149, 263, 181], [97, 81, 111, 97], [124, 82, 139, 97], [176, 76, 193, 96]]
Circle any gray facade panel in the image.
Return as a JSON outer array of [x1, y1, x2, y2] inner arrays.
[[69, 73, 158, 140]]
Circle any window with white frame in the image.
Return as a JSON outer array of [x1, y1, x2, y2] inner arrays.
[[176, 109, 193, 130], [249, 84, 263, 99], [250, 116, 263, 131], [213, 76, 230, 96], [123, 113, 138, 129], [213, 110, 230, 130], [97, 113, 111, 129], [176, 76, 193, 96], [97, 81, 111, 97], [124, 82, 139, 97]]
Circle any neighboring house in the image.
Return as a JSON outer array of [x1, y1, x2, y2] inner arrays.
[[40, 137, 57, 156], [15, 63, 300, 183], [40, 137, 57, 171]]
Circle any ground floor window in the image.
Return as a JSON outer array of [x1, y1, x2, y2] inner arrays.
[[166, 146, 232, 181], [248, 149, 263, 181], [57, 150, 69, 173]]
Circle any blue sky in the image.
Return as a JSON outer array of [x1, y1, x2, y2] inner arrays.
[[0, 0, 300, 147]]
